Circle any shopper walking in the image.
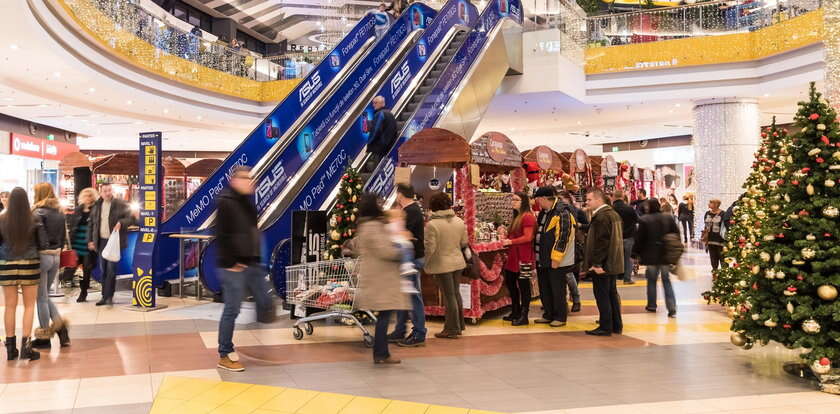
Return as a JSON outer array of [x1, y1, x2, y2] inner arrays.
[[533, 187, 575, 328], [66, 188, 98, 303], [215, 167, 274, 372], [582, 188, 624, 336], [87, 183, 132, 306], [501, 192, 536, 325], [31, 183, 70, 349], [387, 184, 427, 347], [677, 194, 695, 244], [424, 192, 468, 339], [703, 199, 725, 271], [355, 193, 409, 364], [1, 188, 42, 361], [612, 190, 638, 285], [634, 199, 679, 318]]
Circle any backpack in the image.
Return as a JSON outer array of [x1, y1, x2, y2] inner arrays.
[[659, 215, 684, 265]]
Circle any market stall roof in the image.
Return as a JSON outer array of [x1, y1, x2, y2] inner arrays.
[[470, 131, 522, 170], [601, 155, 618, 177], [185, 159, 223, 177], [569, 149, 589, 175], [163, 156, 186, 177], [399, 128, 471, 167], [589, 155, 603, 176], [92, 153, 138, 175], [521, 146, 562, 171], [59, 152, 91, 173]]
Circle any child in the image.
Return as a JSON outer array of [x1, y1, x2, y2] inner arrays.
[[384, 208, 419, 293]]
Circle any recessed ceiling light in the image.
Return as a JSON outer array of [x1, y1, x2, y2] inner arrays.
[[134, 121, 143, 125], [576, 121, 582, 125], [88, 87, 96, 93], [675, 103, 681, 108], [39, 104, 49, 108], [9, 44, 18, 50], [763, 93, 770, 97], [668, 109, 674, 114], [53, 71, 61, 78], [163, 108, 169, 114], [126, 100, 133, 105], [196, 115, 203, 120]]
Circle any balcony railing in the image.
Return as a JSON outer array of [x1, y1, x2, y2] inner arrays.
[[586, 0, 821, 48]]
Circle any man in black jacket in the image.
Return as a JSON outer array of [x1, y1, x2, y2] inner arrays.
[[633, 199, 679, 318], [533, 187, 576, 327], [215, 167, 273, 372], [87, 183, 133, 306], [388, 184, 427, 347], [612, 190, 638, 285], [631, 188, 649, 216], [366, 96, 398, 170], [583, 188, 624, 336]]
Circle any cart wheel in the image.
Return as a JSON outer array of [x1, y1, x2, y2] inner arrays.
[[304, 322, 314, 335], [470, 318, 478, 325], [293, 326, 304, 340], [363, 334, 374, 348]]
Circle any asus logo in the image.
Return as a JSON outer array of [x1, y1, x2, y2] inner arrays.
[[390, 62, 411, 96], [255, 162, 286, 208], [298, 71, 323, 106], [369, 157, 395, 195]]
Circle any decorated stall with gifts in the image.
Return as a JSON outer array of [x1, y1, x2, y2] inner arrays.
[[398, 128, 525, 322], [590, 155, 604, 189], [600, 155, 619, 195], [162, 157, 187, 220], [185, 158, 223, 197], [568, 149, 595, 202]]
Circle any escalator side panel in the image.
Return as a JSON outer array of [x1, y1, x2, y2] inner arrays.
[[365, 0, 524, 199]]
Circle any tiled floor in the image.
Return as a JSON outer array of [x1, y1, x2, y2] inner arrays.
[[0, 250, 834, 413]]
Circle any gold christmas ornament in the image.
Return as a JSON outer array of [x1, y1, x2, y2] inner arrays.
[[774, 252, 781, 263], [764, 319, 778, 328], [802, 319, 821, 334], [792, 259, 806, 265], [785, 194, 791, 202], [807, 184, 815, 195], [739, 280, 748, 288], [763, 235, 775, 241], [751, 313, 761, 321], [751, 265, 760, 274], [775, 271, 786, 279], [330, 230, 341, 240], [807, 234, 817, 240], [756, 210, 767, 219], [826, 179, 836, 187], [823, 206, 839, 218], [742, 341, 754, 350], [833, 151, 840, 160], [818, 123, 827, 130], [812, 360, 831, 375], [787, 302, 794, 313], [760, 252, 771, 262], [730, 332, 747, 347], [801, 248, 816, 259], [817, 284, 838, 301]]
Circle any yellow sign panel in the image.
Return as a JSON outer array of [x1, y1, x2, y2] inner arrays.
[[142, 233, 155, 243], [145, 165, 156, 175], [144, 191, 156, 201], [145, 146, 156, 155], [145, 155, 155, 165], [144, 201, 156, 210], [144, 217, 156, 227], [145, 175, 156, 185]]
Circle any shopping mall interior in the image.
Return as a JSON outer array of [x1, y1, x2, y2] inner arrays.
[[1, 0, 839, 413]]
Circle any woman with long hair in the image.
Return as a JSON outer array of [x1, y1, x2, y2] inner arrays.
[[65, 188, 98, 303], [354, 193, 409, 364], [32, 183, 70, 348], [424, 192, 468, 339], [704, 199, 725, 270], [1, 187, 41, 361], [502, 192, 536, 325], [677, 193, 695, 243]]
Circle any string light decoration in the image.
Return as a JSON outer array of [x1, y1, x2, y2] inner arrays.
[[826, 0, 840, 106], [692, 98, 760, 235]]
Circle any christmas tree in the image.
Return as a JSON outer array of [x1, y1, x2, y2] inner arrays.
[[327, 166, 363, 259], [729, 83, 840, 374], [704, 119, 790, 310]]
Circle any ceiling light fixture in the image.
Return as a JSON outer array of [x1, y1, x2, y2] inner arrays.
[[9, 44, 18, 50], [163, 108, 169, 114], [196, 115, 203, 120], [53, 71, 61, 78], [675, 103, 681, 107], [126, 100, 133, 105], [88, 87, 96, 93]]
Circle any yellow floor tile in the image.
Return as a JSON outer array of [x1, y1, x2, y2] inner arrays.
[[148, 398, 185, 414], [381, 400, 431, 414], [340, 396, 392, 414], [468, 411, 505, 414], [297, 392, 355, 414], [258, 388, 317, 412], [157, 378, 220, 400], [194, 382, 253, 406], [208, 404, 253, 414], [223, 384, 286, 410], [426, 405, 470, 414], [252, 411, 294, 414]]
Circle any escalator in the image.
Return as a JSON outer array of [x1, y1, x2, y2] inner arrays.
[[144, 4, 439, 290]]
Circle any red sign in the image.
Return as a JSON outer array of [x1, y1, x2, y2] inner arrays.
[[10, 133, 78, 161]]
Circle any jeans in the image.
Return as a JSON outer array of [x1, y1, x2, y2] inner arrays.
[[592, 273, 622, 333], [97, 238, 118, 300], [622, 238, 634, 282], [645, 264, 676, 313], [435, 270, 465, 334], [392, 258, 427, 340], [374, 310, 394, 360], [708, 245, 724, 270], [680, 219, 694, 243], [37, 253, 61, 329], [218, 265, 273, 357], [537, 266, 569, 322], [504, 269, 532, 319]]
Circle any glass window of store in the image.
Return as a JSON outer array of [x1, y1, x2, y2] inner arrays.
[[0, 132, 78, 203]]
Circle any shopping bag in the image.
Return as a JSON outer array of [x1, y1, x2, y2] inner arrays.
[[101, 232, 121, 262], [672, 264, 694, 281], [60, 249, 78, 268], [257, 303, 277, 323]]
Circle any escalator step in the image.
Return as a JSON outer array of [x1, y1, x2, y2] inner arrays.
[[430, 70, 442, 77], [417, 86, 432, 95]]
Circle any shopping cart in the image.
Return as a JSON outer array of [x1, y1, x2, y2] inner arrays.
[[285, 258, 376, 347]]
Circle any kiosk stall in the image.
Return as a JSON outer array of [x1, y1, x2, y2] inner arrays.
[[600, 155, 618, 195], [569, 149, 594, 203], [185, 159, 223, 197], [92, 153, 140, 202], [162, 157, 187, 220]]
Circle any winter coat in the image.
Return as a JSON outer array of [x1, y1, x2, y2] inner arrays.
[[33, 206, 67, 251], [215, 188, 261, 268], [612, 200, 638, 240], [582, 205, 625, 275], [367, 108, 398, 157], [535, 200, 576, 269], [88, 197, 133, 249], [633, 212, 680, 265], [355, 218, 410, 311], [423, 209, 468, 275]]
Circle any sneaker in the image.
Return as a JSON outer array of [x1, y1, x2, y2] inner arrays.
[[534, 318, 552, 324], [217, 356, 244, 372], [399, 263, 417, 276], [386, 332, 406, 343], [668, 311, 677, 318], [397, 336, 426, 347], [570, 303, 581, 313], [549, 321, 567, 328]]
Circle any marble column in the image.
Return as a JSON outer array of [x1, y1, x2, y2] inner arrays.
[[692, 98, 760, 233]]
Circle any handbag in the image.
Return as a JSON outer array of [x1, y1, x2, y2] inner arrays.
[[462, 247, 480, 279], [60, 221, 78, 268]]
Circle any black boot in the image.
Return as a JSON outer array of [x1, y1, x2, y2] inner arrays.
[[5, 336, 18, 361], [20, 337, 40, 361], [30, 338, 51, 349], [570, 302, 581, 313], [502, 313, 519, 322], [512, 313, 530, 326], [57, 326, 70, 347], [77, 290, 87, 303]]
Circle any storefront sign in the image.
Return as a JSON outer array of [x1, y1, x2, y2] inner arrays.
[[10, 133, 77, 160], [534, 146, 554, 170], [133, 132, 162, 309], [470, 132, 521, 168]]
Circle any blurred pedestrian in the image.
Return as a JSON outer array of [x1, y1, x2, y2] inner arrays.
[[634, 199, 679, 318]]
